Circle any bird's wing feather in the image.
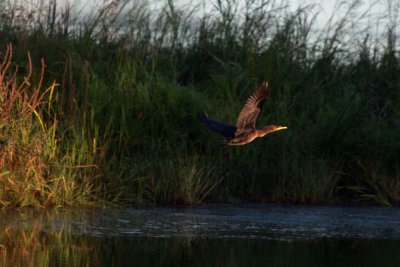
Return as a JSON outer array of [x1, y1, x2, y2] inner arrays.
[[236, 81, 269, 130], [198, 112, 236, 139]]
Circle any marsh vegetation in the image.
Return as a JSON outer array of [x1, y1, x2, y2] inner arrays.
[[0, 0, 399, 206]]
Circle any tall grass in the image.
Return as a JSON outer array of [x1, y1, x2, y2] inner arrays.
[[0, 0, 399, 206], [0, 44, 110, 207]]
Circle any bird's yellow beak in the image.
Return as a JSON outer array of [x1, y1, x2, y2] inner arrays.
[[275, 126, 287, 131]]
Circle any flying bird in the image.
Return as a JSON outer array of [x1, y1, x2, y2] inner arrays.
[[198, 81, 287, 146]]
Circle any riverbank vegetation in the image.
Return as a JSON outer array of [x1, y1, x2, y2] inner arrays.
[[0, 0, 399, 207]]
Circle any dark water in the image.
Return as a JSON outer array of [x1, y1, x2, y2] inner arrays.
[[1, 204, 400, 266]]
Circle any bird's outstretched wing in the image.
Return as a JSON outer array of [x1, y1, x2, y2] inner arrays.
[[236, 81, 269, 130], [198, 112, 236, 139]]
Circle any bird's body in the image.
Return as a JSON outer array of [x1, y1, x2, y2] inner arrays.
[[198, 81, 286, 146], [227, 129, 262, 146]]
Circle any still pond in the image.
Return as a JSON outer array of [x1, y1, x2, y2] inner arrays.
[[1, 204, 399, 266]]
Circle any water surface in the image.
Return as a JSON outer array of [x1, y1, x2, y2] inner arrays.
[[1, 204, 400, 266]]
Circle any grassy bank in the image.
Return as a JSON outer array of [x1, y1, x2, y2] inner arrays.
[[0, 0, 399, 207]]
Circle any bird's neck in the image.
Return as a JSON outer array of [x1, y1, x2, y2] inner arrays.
[[257, 127, 275, 137], [255, 129, 267, 137]]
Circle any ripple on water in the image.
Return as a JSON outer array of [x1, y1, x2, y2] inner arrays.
[[2, 204, 400, 241]]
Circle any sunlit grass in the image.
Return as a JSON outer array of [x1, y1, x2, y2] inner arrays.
[[0, 45, 109, 207]]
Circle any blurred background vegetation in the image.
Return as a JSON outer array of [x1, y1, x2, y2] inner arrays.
[[0, 0, 399, 207]]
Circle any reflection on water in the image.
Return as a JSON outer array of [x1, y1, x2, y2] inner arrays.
[[1, 204, 400, 266]]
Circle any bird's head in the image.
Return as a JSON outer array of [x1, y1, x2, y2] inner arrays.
[[259, 125, 287, 137]]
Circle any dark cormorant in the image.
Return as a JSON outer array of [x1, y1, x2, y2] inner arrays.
[[198, 81, 287, 146]]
